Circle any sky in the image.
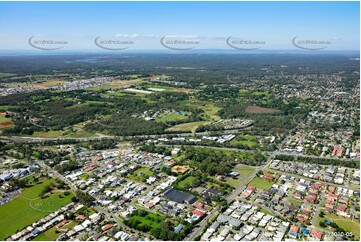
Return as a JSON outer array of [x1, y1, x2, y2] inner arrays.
[[0, 1, 359, 51]]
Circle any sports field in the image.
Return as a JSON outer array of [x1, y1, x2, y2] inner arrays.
[[0, 178, 74, 240]]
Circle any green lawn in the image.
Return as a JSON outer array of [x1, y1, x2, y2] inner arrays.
[[230, 135, 259, 148], [127, 167, 154, 182], [0, 179, 74, 240], [226, 165, 256, 188], [316, 213, 360, 240], [249, 176, 274, 190], [166, 121, 211, 132], [126, 210, 165, 231], [260, 208, 273, 215], [32, 130, 94, 138], [32, 226, 59, 241], [0, 113, 13, 129], [33, 220, 76, 241], [180, 99, 221, 121], [178, 176, 197, 189], [288, 197, 303, 207], [156, 113, 188, 123]]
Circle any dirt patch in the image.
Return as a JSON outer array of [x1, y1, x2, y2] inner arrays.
[[171, 165, 190, 174], [1, 122, 13, 127], [245, 106, 280, 114]]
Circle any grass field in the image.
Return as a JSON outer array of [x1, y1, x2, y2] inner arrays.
[[0, 178, 74, 240], [0, 72, 16, 78], [316, 213, 360, 240], [178, 176, 197, 189], [166, 121, 211, 132], [33, 220, 77, 241], [181, 99, 221, 121], [32, 226, 58, 241], [288, 197, 303, 207], [260, 208, 273, 216], [127, 167, 154, 182], [0, 106, 16, 111], [249, 176, 274, 190], [156, 113, 188, 123], [36, 79, 67, 88], [126, 210, 165, 231], [32, 129, 94, 138], [230, 135, 259, 148], [0, 113, 13, 129], [226, 165, 256, 188]]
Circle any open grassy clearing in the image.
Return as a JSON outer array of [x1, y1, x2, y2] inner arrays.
[[0, 72, 16, 78], [288, 197, 303, 207], [32, 220, 77, 241], [178, 176, 197, 189], [32, 226, 58, 241], [249, 176, 274, 190], [0, 113, 13, 129], [127, 167, 154, 182], [316, 212, 360, 240], [166, 121, 211, 132], [0, 178, 74, 240], [125, 210, 165, 231], [230, 135, 259, 148], [156, 113, 189, 123], [180, 99, 221, 121], [86, 78, 145, 91], [226, 164, 256, 188], [32, 129, 95, 138]]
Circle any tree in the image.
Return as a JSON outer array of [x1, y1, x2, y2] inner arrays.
[[75, 190, 94, 206]]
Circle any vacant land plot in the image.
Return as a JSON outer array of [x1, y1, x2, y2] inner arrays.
[[167, 121, 211, 132], [226, 165, 256, 188], [156, 113, 188, 123], [0, 179, 73, 240], [33, 220, 76, 241], [181, 99, 221, 121], [171, 165, 190, 174], [0, 113, 13, 129], [249, 176, 274, 190], [178, 176, 197, 189], [316, 213, 360, 240], [127, 167, 154, 182], [245, 106, 280, 114], [231, 135, 259, 148], [125, 210, 165, 231]]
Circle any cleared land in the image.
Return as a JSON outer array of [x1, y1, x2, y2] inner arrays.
[[171, 165, 190, 174], [166, 121, 211, 132], [230, 135, 259, 148], [156, 113, 188, 123], [316, 213, 360, 240], [0, 178, 74, 240], [245, 106, 280, 114], [178, 176, 197, 189], [0, 113, 14, 129], [226, 165, 256, 188], [249, 176, 274, 190], [127, 167, 154, 182]]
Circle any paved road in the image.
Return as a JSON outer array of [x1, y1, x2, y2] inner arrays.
[[37, 160, 153, 239]]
